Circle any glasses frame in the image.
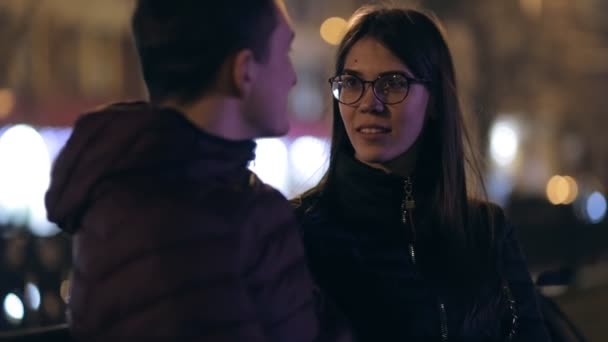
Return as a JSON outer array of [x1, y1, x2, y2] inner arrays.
[[329, 73, 430, 105]]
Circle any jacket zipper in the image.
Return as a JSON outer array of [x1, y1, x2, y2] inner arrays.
[[438, 300, 448, 341], [402, 178, 448, 341], [401, 178, 519, 340], [504, 283, 518, 341]]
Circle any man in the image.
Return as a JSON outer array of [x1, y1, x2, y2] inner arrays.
[[45, 1, 325, 340]]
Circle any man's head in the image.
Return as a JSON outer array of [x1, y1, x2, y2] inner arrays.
[[132, 0, 296, 137]]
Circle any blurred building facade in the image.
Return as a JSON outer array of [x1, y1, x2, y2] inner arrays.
[[1, 0, 606, 183], [0, 0, 142, 126]]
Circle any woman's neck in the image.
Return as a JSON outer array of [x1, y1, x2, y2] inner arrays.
[[356, 137, 421, 178]]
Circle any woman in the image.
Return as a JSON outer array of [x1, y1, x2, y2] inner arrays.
[[292, 5, 550, 341]]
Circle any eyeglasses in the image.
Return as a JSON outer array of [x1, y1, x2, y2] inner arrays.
[[329, 73, 429, 105]]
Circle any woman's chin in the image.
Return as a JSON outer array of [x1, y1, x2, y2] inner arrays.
[[354, 152, 389, 167]]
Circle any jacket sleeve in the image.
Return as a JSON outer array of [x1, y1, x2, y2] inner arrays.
[[500, 220, 552, 341], [241, 187, 320, 342]]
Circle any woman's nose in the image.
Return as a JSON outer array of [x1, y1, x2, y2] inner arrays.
[[358, 85, 384, 113]]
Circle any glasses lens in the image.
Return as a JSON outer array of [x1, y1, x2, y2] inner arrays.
[[331, 75, 363, 104], [374, 74, 409, 104]]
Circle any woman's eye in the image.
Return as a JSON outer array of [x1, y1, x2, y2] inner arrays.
[[341, 77, 359, 88]]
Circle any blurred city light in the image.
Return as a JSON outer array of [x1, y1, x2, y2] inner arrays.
[[24, 282, 41, 311], [38, 127, 73, 162], [0, 124, 59, 236], [547, 175, 569, 205], [586, 191, 607, 224], [540, 285, 569, 297], [249, 138, 289, 195], [60, 279, 70, 304], [490, 120, 519, 167], [320, 17, 347, 45], [486, 168, 514, 206], [0, 88, 16, 119], [562, 176, 579, 204], [289, 136, 329, 193], [546, 175, 578, 205], [3, 293, 24, 325]]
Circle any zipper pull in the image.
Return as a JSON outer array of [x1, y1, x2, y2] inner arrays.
[[408, 243, 417, 265], [438, 300, 448, 341], [401, 177, 415, 223]]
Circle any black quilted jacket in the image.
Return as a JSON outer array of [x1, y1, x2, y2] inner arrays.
[[292, 153, 551, 342]]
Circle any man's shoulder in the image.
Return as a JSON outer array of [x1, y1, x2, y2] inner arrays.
[[289, 189, 319, 209], [242, 172, 295, 222], [246, 172, 288, 203], [288, 191, 333, 240], [237, 173, 304, 256]]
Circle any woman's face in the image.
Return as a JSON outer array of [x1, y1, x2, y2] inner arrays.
[[337, 36, 430, 168]]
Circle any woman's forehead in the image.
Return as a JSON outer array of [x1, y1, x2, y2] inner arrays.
[[343, 38, 412, 77]]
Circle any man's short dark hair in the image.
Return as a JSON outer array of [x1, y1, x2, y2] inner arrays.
[[132, 0, 278, 104]]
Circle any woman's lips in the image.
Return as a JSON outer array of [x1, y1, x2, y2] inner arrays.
[[356, 125, 391, 135]]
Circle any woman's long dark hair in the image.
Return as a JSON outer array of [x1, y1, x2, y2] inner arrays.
[[301, 5, 498, 288]]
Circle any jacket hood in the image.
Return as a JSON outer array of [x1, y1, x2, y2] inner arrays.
[[45, 102, 256, 233]]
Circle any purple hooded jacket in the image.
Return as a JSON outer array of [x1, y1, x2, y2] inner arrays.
[[45, 102, 320, 341]]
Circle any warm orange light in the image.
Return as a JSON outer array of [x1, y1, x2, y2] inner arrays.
[[547, 175, 578, 205], [0, 88, 16, 119], [547, 175, 568, 205], [320, 17, 347, 46], [60, 280, 70, 304], [562, 176, 578, 204]]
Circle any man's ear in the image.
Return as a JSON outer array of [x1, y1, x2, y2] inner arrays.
[[231, 49, 258, 98]]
